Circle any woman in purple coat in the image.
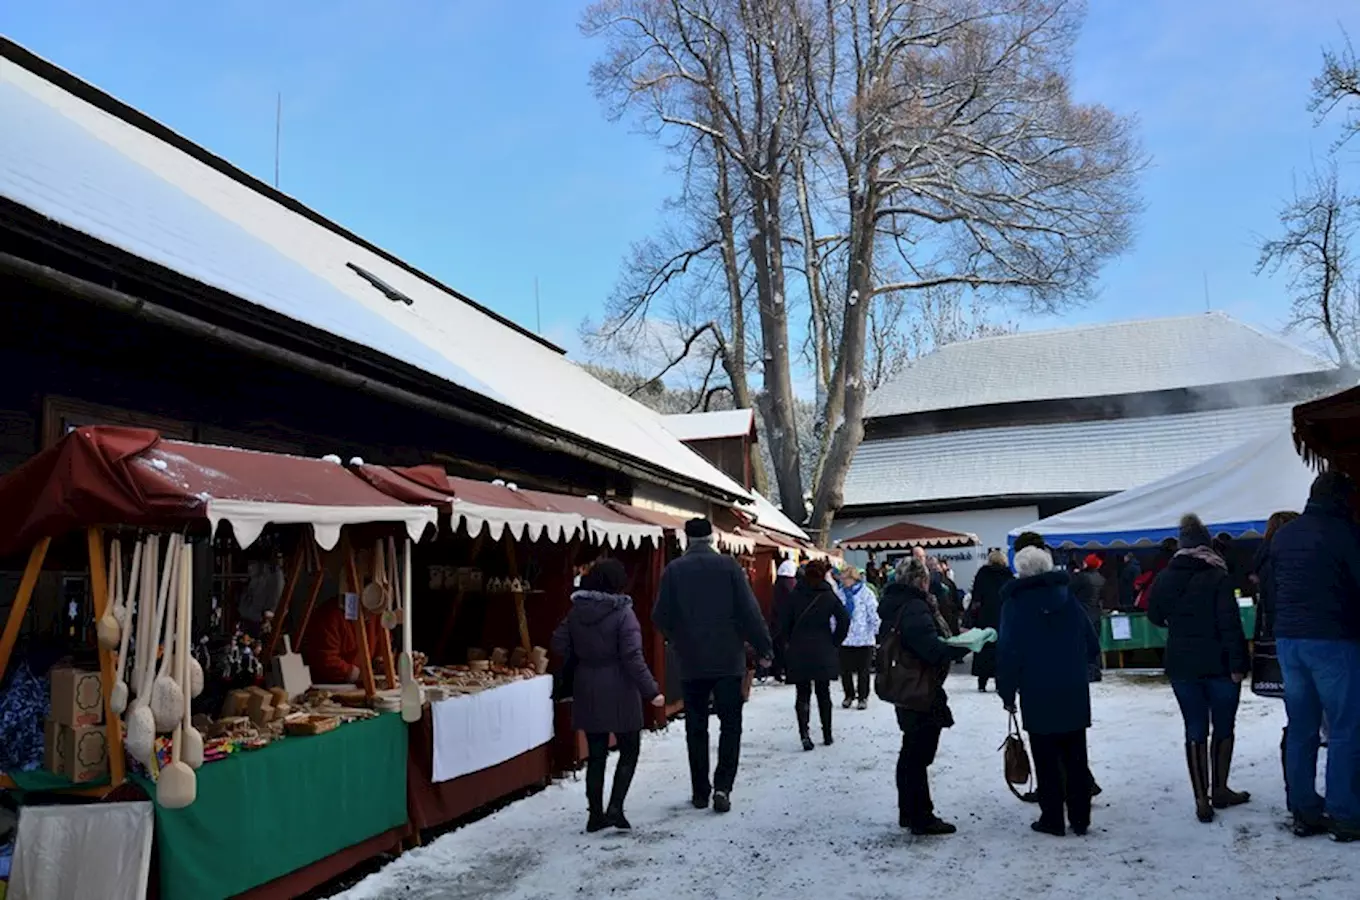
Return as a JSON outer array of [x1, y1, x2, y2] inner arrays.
[[552, 558, 664, 832]]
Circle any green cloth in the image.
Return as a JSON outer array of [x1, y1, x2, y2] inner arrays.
[[134, 712, 408, 900], [4, 767, 110, 794], [945, 627, 998, 653], [1100, 607, 1257, 653]]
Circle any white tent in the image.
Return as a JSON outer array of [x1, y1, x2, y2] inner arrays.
[[1008, 428, 1316, 549]]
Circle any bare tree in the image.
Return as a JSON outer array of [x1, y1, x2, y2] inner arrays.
[[1311, 28, 1360, 148], [584, 0, 1142, 542], [1257, 164, 1360, 365]]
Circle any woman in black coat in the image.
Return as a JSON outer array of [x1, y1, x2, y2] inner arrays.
[[969, 551, 1014, 692], [769, 559, 798, 682], [778, 559, 850, 750], [552, 559, 664, 832], [879, 557, 970, 835], [1147, 514, 1251, 824]]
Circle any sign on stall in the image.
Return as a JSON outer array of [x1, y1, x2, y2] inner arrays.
[[1110, 615, 1133, 642]]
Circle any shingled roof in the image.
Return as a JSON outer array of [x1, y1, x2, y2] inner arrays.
[[866, 313, 1330, 419]]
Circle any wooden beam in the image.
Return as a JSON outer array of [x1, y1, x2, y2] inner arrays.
[[87, 528, 126, 788], [344, 544, 377, 699], [0, 537, 51, 681], [264, 543, 306, 660]]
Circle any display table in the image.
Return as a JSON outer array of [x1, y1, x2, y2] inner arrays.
[[1101, 607, 1257, 658], [134, 712, 408, 900], [429, 676, 553, 783], [406, 678, 554, 832]]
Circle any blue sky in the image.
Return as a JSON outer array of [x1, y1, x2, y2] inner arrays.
[[3, 0, 1357, 367]]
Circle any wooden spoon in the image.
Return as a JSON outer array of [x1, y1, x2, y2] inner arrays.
[[179, 541, 204, 770], [400, 538, 422, 723], [110, 539, 143, 715], [151, 536, 184, 732], [96, 537, 122, 650]]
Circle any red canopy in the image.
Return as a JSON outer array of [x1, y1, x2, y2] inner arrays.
[[0, 427, 438, 555], [838, 521, 979, 551]]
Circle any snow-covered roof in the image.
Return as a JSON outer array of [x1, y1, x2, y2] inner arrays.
[[843, 403, 1294, 508], [663, 410, 757, 442], [866, 313, 1331, 419], [0, 44, 750, 503], [748, 491, 810, 542]]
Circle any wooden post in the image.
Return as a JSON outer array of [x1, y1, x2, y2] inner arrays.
[[504, 540, 531, 651], [292, 552, 330, 652], [0, 538, 52, 685], [87, 528, 126, 787], [344, 543, 378, 698], [264, 543, 306, 659]]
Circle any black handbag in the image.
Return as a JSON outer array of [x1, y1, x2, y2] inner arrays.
[[553, 653, 576, 701], [1251, 638, 1284, 698]]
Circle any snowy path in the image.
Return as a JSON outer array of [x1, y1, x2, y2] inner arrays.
[[337, 673, 1355, 900]]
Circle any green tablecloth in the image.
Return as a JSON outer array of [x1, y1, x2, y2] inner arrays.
[[1100, 607, 1257, 653], [134, 712, 408, 900], [4, 767, 110, 794]]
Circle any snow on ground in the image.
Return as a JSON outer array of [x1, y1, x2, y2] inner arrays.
[[337, 672, 1356, 900]]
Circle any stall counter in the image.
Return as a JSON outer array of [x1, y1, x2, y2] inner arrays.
[[133, 712, 408, 900], [1100, 607, 1257, 657]]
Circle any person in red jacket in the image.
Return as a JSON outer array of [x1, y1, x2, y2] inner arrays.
[[302, 596, 389, 684]]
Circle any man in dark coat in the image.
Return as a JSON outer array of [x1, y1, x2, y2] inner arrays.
[[997, 543, 1102, 837], [969, 550, 1014, 692], [1119, 553, 1141, 609], [654, 518, 773, 814], [880, 558, 971, 835], [778, 561, 850, 749], [1070, 554, 1107, 683], [1270, 471, 1360, 840], [552, 559, 662, 831]]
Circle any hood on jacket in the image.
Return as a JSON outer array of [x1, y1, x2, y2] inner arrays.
[[1007, 570, 1073, 615], [571, 590, 634, 625]]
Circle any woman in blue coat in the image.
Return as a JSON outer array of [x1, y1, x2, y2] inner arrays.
[[997, 538, 1102, 837]]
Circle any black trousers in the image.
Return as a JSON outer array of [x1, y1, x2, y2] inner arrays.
[[683, 676, 745, 798], [896, 709, 942, 828], [585, 730, 641, 812], [840, 646, 873, 702], [1031, 730, 1091, 830], [794, 679, 833, 735]]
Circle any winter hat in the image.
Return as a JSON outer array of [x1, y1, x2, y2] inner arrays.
[[1013, 531, 1048, 553], [684, 518, 714, 540], [1310, 470, 1355, 504], [581, 558, 628, 594], [776, 559, 797, 578], [1084, 553, 1103, 571], [1178, 514, 1212, 550]]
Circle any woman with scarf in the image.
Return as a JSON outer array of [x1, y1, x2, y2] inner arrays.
[[778, 559, 851, 750], [551, 559, 664, 832], [1147, 514, 1251, 823], [838, 566, 881, 710]]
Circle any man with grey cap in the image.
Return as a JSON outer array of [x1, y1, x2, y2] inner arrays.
[[654, 517, 773, 813]]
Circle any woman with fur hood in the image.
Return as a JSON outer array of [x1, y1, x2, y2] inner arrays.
[[996, 534, 1102, 837], [552, 559, 664, 833], [1147, 514, 1251, 824], [778, 559, 851, 750]]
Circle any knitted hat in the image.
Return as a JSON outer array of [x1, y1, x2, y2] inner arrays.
[[684, 518, 714, 539], [1178, 513, 1212, 550], [1084, 553, 1103, 571]]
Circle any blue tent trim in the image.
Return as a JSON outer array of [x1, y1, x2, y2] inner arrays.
[[1007, 518, 1268, 552]]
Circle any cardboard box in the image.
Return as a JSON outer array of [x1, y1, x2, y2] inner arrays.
[[58, 723, 108, 783], [49, 667, 103, 727], [43, 717, 67, 774]]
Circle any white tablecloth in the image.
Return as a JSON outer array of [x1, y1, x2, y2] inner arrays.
[[10, 801, 153, 900], [430, 675, 554, 783]]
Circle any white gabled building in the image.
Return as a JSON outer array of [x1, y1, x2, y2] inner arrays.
[[832, 313, 1344, 583]]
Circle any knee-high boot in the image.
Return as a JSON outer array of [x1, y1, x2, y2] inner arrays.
[[1212, 735, 1250, 808], [818, 691, 834, 746], [796, 700, 813, 751], [607, 746, 639, 829], [1185, 742, 1214, 823], [586, 751, 607, 832]]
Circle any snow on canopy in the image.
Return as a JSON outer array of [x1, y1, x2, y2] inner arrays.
[[1008, 428, 1315, 549], [0, 45, 750, 505], [662, 410, 757, 442]]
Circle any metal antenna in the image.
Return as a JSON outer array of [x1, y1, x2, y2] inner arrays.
[[535, 276, 541, 334], [1203, 271, 1210, 312]]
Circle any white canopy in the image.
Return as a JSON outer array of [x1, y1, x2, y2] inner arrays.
[[1009, 428, 1315, 549]]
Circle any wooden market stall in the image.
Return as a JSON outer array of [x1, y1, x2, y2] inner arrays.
[[1293, 384, 1360, 477], [0, 426, 438, 900], [352, 464, 669, 832]]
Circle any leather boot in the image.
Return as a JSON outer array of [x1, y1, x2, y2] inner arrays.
[[1186, 742, 1214, 823], [1212, 735, 1251, 809], [796, 701, 813, 751], [818, 695, 834, 746], [586, 764, 607, 833], [606, 751, 638, 830]]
